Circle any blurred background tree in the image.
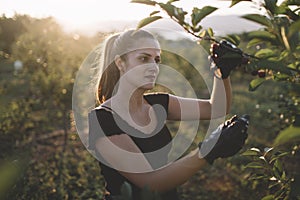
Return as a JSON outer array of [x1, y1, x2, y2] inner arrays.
[[0, 14, 105, 199]]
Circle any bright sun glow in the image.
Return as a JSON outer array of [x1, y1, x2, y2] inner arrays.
[[1, 0, 160, 33], [0, 0, 260, 34], [1, 0, 154, 22]]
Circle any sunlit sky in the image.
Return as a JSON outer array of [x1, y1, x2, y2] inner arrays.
[[0, 0, 261, 34]]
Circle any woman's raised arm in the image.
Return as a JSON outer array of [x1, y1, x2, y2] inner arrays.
[[167, 77, 232, 121]]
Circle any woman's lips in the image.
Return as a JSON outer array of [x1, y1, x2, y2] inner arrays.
[[145, 75, 156, 79]]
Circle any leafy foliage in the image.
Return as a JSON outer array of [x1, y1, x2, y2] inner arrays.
[[131, 0, 217, 40], [274, 122, 300, 146], [242, 147, 298, 199], [230, 0, 252, 7], [0, 14, 104, 199]]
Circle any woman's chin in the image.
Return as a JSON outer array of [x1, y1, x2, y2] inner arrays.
[[141, 83, 155, 90]]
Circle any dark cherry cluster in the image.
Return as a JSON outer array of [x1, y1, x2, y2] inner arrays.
[[251, 69, 266, 78]]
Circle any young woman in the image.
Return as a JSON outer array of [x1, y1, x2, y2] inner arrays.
[[88, 29, 249, 200]]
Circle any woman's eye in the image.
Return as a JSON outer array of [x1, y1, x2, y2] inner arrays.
[[140, 57, 148, 62], [139, 56, 160, 64]]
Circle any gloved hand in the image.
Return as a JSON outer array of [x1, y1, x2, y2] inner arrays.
[[210, 40, 250, 79], [199, 114, 250, 164]]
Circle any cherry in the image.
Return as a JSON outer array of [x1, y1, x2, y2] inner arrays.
[[210, 43, 220, 56], [258, 70, 266, 78], [211, 43, 219, 51]]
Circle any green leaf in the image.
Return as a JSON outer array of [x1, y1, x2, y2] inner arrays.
[[230, 0, 252, 7], [285, 0, 300, 6], [249, 175, 267, 180], [273, 73, 290, 81], [173, 7, 188, 23], [273, 159, 283, 174], [274, 125, 300, 146], [137, 16, 162, 29], [150, 10, 160, 16], [247, 30, 277, 42], [273, 160, 283, 179], [264, 147, 274, 154], [288, 19, 300, 38], [191, 24, 202, 32], [207, 27, 214, 37], [222, 34, 240, 46], [255, 48, 276, 59], [242, 148, 261, 156], [259, 156, 267, 162], [281, 170, 286, 179], [251, 59, 292, 75], [249, 78, 266, 91], [275, 4, 287, 15], [191, 6, 217, 26], [264, 0, 278, 14], [244, 162, 265, 169], [242, 14, 273, 27], [159, 3, 176, 17], [130, 0, 157, 6], [270, 152, 289, 163], [250, 147, 262, 153], [247, 38, 265, 48], [199, 29, 207, 38]]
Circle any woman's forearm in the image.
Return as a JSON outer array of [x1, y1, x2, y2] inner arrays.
[[167, 77, 232, 120], [121, 149, 208, 192], [209, 77, 232, 118]]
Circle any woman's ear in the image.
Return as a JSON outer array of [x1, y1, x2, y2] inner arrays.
[[114, 55, 125, 73]]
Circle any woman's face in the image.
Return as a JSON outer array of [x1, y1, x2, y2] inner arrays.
[[120, 38, 161, 90]]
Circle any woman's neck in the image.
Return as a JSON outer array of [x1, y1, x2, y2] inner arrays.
[[112, 88, 147, 113], [112, 88, 157, 132]]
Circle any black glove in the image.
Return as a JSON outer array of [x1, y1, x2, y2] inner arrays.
[[210, 40, 249, 79], [199, 114, 250, 164]]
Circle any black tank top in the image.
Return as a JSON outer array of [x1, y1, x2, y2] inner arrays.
[[88, 93, 179, 200]]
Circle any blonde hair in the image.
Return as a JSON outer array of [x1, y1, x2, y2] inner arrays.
[[96, 29, 157, 104]]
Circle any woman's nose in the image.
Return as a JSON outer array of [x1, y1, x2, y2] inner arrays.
[[148, 63, 159, 73]]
